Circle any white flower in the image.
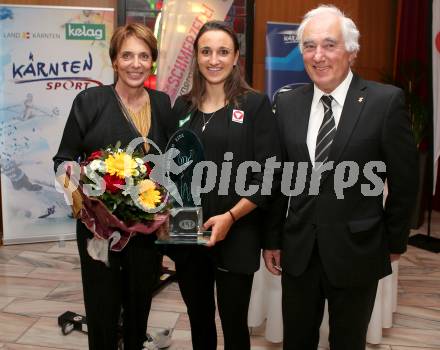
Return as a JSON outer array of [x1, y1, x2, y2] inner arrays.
[[139, 164, 147, 174], [90, 160, 105, 171], [84, 166, 97, 181], [135, 158, 144, 165]]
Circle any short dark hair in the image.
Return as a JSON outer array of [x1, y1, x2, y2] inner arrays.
[[109, 23, 158, 63]]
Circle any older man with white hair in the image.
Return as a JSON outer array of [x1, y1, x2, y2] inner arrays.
[[263, 5, 418, 350]]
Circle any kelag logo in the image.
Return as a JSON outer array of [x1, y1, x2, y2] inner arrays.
[[65, 23, 105, 40]]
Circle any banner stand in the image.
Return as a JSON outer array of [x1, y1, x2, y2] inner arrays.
[[0, 4, 114, 244]]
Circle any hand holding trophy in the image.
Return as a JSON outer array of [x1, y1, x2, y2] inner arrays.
[[156, 128, 211, 245]]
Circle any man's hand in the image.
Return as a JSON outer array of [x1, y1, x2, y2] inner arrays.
[[204, 213, 234, 247], [390, 253, 401, 262], [263, 249, 281, 276]]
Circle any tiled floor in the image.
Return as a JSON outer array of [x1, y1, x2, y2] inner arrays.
[[0, 214, 439, 350]]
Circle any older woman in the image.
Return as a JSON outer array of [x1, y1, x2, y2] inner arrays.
[[53, 23, 173, 350], [169, 21, 281, 350]]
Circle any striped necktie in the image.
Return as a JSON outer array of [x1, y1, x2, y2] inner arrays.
[[315, 95, 336, 164]]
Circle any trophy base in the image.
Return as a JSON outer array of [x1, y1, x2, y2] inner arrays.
[[155, 231, 211, 245]]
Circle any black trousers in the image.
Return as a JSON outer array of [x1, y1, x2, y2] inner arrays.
[[282, 246, 378, 350], [77, 223, 159, 350], [174, 246, 254, 350]]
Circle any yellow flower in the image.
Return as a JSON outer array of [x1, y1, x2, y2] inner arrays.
[[138, 179, 161, 209], [104, 152, 138, 179]]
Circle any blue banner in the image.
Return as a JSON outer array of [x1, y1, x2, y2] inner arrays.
[[265, 22, 311, 103]]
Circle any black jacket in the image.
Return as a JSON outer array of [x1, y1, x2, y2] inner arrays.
[[53, 85, 173, 240], [274, 75, 418, 287], [53, 85, 173, 168], [169, 91, 282, 274]]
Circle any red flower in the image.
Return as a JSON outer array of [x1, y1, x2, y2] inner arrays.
[[87, 150, 104, 161], [145, 162, 152, 176], [103, 174, 125, 194]]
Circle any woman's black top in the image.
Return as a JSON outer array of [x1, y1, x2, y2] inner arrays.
[[190, 107, 228, 220], [171, 92, 282, 274]]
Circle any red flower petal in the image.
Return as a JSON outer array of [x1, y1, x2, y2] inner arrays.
[[145, 162, 152, 176], [103, 174, 125, 193], [87, 150, 104, 161]]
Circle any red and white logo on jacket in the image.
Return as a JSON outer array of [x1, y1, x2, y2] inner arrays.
[[232, 109, 244, 124]]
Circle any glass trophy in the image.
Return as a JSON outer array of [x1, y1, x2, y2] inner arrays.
[[156, 129, 211, 245]]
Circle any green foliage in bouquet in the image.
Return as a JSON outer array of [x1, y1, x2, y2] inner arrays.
[[80, 142, 171, 225]]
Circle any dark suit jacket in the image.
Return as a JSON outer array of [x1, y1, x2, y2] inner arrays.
[[169, 91, 281, 274], [274, 74, 418, 287]]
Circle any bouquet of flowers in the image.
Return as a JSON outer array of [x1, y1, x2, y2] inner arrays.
[[74, 142, 170, 261]]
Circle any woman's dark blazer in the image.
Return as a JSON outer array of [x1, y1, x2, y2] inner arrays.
[[53, 85, 173, 239], [170, 91, 281, 274], [53, 85, 173, 168]]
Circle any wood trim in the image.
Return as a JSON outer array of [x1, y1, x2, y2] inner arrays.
[[252, 0, 397, 91]]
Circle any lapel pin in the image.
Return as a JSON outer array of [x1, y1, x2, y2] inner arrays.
[[358, 97, 364, 103]]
